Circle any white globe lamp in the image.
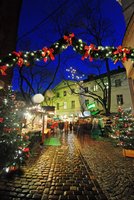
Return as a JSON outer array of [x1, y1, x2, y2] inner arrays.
[[32, 93, 44, 104]]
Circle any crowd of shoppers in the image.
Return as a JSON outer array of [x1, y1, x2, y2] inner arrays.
[[46, 116, 112, 138]]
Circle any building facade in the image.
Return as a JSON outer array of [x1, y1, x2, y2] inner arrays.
[[121, 0, 134, 111], [43, 69, 132, 120], [51, 80, 81, 121]]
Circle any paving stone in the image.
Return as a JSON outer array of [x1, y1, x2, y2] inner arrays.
[[53, 190, 64, 195], [32, 193, 42, 199], [17, 193, 26, 198], [48, 195, 59, 199], [43, 188, 50, 194]]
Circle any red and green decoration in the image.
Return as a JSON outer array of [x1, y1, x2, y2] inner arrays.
[[0, 32, 134, 75]]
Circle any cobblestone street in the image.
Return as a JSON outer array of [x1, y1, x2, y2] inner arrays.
[[0, 132, 134, 200]]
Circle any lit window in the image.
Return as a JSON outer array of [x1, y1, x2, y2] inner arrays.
[[63, 102, 67, 109], [93, 85, 98, 91], [115, 79, 121, 87], [71, 101, 75, 109], [117, 94, 123, 105]]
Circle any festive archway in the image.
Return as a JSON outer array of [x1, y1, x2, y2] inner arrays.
[[0, 33, 134, 75]]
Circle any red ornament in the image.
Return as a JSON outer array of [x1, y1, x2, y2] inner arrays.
[[0, 117, 4, 123], [23, 147, 29, 152]]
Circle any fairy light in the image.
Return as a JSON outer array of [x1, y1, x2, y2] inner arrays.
[[66, 66, 85, 81]]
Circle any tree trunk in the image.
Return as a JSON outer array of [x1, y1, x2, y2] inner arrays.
[[105, 58, 111, 115]]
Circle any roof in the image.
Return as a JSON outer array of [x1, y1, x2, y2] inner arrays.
[[84, 67, 126, 82]]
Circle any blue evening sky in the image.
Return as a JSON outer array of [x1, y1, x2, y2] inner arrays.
[[12, 0, 126, 92]]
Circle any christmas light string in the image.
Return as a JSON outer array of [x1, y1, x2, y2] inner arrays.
[[0, 32, 134, 75]]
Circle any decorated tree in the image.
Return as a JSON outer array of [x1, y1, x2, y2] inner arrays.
[[110, 106, 134, 150], [0, 87, 30, 174]]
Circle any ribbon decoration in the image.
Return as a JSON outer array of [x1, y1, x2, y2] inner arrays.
[[122, 48, 130, 62], [0, 33, 134, 76], [12, 51, 24, 67], [113, 46, 131, 63], [113, 45, 123, 55], [0, 66, 7, 75], [42, 47, 55, 62], [81, 44, 98, 62], [63, 33, 75, 45]]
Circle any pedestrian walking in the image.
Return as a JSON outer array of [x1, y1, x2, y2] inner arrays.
[[69, 122, 73, 132], [91, 118, 101, 139], [58, 121, 64, 133], [64, 121, 69, 134]]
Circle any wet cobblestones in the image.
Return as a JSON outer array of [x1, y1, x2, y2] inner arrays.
[[0, 132, 134, 200], [75, 133, 134, 200]]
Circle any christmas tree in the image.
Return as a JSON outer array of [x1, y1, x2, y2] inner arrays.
[[111, 106, 134, 151], [0, 87, 30, 174]]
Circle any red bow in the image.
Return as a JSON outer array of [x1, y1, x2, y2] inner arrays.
[[42, 47, 55, 62], [81, 44, 97, 61], [17, 58, 24, 67], [113, 46, 130, 63], [12, 51, 22, 57], [63, 33, 75, 45], [122, 48, 130, 62], [0, 66, 7, 75], [12, 51, 24, 67], [113, 46, 123, 55]]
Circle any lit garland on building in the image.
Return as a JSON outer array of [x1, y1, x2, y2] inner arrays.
[[0, 32, 134, 75]]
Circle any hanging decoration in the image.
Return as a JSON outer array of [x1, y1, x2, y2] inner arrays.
[[0, 33, 134, 75], [32, 93, 45, 104]]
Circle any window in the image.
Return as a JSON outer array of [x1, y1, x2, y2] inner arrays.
[[71, 101, 75, 109], [84, 87, 88, 93], [117, 94, 123, 105], [115, 79, 121, 87], [85, 99, 89, 106], [57, 103, 59, 110], [63, 102, 67, 109], [63, 91, 67, 96], [93, 85, 98, 91], [57, 92, 60, 97]]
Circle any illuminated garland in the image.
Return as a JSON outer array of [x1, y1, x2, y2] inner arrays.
[[0, 32, 134, 75]]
